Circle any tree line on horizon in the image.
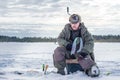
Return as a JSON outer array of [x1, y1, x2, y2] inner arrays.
[[0, 35, 120, 42], [93, 35, 120, 42]]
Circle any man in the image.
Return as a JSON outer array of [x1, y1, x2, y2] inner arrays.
[[53, 14, 99, 76]]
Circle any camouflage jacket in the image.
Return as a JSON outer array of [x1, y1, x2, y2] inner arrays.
[[57, 23, 94, 54]]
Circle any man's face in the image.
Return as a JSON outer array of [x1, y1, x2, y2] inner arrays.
[[70, 22, 80, 30]]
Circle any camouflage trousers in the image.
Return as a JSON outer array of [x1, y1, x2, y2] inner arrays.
[[53, 46, 95, 70], [53, 47, 68, 70]]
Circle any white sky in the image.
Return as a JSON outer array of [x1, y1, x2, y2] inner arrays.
[[0, 0, 120, 37]]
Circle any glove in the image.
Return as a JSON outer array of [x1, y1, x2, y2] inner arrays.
[[66, 43, 72, 51], [70, 54, 76, 59], [76, 52, 88, 58], [80, 52, 88, 58]]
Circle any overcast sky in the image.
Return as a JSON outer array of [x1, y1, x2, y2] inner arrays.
[[0, 0, 120, 37]]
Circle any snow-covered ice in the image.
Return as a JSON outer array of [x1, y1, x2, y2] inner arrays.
[[0, 42, 120, 80]]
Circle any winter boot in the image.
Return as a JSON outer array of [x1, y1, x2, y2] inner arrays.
[[57, 69, 65, 75], [85, 65, 100, 77]]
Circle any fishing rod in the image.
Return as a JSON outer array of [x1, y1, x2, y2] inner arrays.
[[67, 7, 71, 15]]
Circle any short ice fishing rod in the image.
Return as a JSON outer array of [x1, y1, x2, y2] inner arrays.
[[67, 7, 71, 15]]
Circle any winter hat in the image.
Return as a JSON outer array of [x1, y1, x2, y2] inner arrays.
[[69, 14, 81, 24]]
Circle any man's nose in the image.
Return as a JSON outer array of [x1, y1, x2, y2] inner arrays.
[[73, 24, 76, 26]]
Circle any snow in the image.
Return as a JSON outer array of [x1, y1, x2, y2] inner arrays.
[[0, 42, 120, 80]]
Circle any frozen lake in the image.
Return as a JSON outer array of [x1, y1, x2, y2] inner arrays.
[[0, 42, 120, 80]]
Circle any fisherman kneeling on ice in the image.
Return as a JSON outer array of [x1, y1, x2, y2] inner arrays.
[[53, 14, 100, 77]]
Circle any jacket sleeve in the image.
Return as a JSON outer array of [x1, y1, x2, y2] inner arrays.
[[57, 27, 70, 47], [81, 29, 94, 54]]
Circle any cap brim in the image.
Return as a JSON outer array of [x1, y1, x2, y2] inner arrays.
[[70, 21, 79, 24]]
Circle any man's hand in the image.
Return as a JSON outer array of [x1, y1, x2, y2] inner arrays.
[[75, 52, 88, 58]]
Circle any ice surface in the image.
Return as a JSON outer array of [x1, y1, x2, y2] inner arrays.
[[0, 42, 120, 80]]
